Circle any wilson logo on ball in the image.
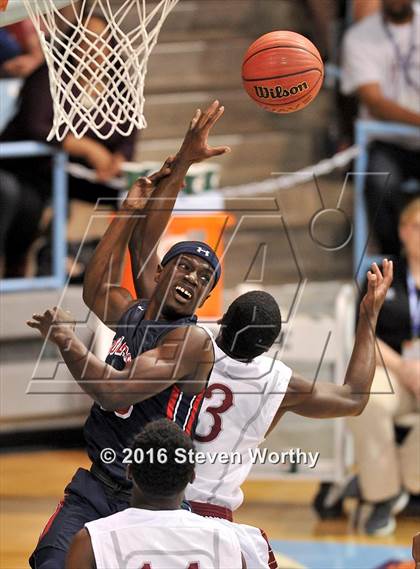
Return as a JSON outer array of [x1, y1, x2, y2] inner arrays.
[[254, 82, 309, 100], [242, 30, 324, 114]]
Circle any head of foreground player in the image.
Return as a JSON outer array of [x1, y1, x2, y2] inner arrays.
[[150, 240, 221, 319], [65, 421, 196, 569], [127, 418, 195, 509], [66, 420, 247, 569], [216, 290, 282, 362]]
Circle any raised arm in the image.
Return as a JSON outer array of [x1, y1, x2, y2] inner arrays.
[[266, 260, 393, 434], [82, 165, 171, 327], [129, 100, 230, 299], [126, 156, 176, 299], [27, 308, 213, 410]]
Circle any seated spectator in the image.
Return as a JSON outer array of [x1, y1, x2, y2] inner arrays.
[[348, 198, 420, 536], [341, 0, 420, 256], [0, 28, 21, 66], [0, 20, 44, 77], [0, 15, 137, 278]]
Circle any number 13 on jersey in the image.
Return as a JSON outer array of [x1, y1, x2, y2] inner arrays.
[[195, 383, 234, 443]]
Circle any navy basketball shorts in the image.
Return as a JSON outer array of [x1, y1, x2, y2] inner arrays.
[[29, 468, 129, 569]]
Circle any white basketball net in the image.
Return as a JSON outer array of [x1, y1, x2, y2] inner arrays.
[[23, 0, 179, 140]]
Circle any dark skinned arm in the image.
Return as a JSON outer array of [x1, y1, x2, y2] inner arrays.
[[127, 156, 176, 299], [413, 532, 420, 569], [27, 310, 213, 410], [65, 529, 96, 569], [266, 260, 393, 436], [128, 100, 230, 299], [82, 164, 171, 327]]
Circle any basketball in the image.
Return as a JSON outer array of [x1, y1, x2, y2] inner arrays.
[[242, 31, 324, 114]]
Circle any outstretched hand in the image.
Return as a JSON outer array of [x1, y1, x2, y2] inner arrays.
[[27, 306, 76, 345], [121, 156, 174, 211], [361, 259, 393, 318], [179, 100, 231, 164]]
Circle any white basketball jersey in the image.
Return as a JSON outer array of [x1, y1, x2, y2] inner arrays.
[[85, 508, 242, 569], [186, 331, 292, 510]]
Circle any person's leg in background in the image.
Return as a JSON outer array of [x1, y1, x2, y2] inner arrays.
[[397, 145, 420, 226], [364, 142, 420, 257], [3, 176, 47, 278], [0, 170, 21, 277], [347, 366, 414, 535], [399, 411, 420, 498], [55, 175, 119, 283]]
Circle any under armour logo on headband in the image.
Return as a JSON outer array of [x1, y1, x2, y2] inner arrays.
[[196, 247, 210, 257]]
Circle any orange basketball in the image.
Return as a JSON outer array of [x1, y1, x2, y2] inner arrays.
[[242, 31, 324, 114]]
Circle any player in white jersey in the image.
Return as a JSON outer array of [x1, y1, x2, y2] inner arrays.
[[66, 419, 246, 569], [187, 291, 289, 514], [184, 264, 391, 569], [187, 258, 393, 520]]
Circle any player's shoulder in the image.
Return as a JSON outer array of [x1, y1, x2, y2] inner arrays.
[[118, 299, 147, 326], [159, 324, 214, 369], [256, 354, 292, 380], [87, 507, 165, 532], [179, 513, 242, 561], [85, 510, 124, 533], [181, 511, 240, 540], [163, 322, 211, 346]]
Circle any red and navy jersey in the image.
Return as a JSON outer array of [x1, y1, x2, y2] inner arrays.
[[84, 301, 206, 487]]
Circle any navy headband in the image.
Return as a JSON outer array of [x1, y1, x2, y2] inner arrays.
[[161, 241, 221, 287]]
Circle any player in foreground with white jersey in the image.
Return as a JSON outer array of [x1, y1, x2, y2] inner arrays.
[[65, 419, 246, 569]]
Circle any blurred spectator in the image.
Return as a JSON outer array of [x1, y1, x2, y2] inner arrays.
[[341, 0, 420, 256], [348, 198, 420, 536], [0, 15, 137, 278], [0, 21, 44, 77], [0, 29, 21, 65]]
